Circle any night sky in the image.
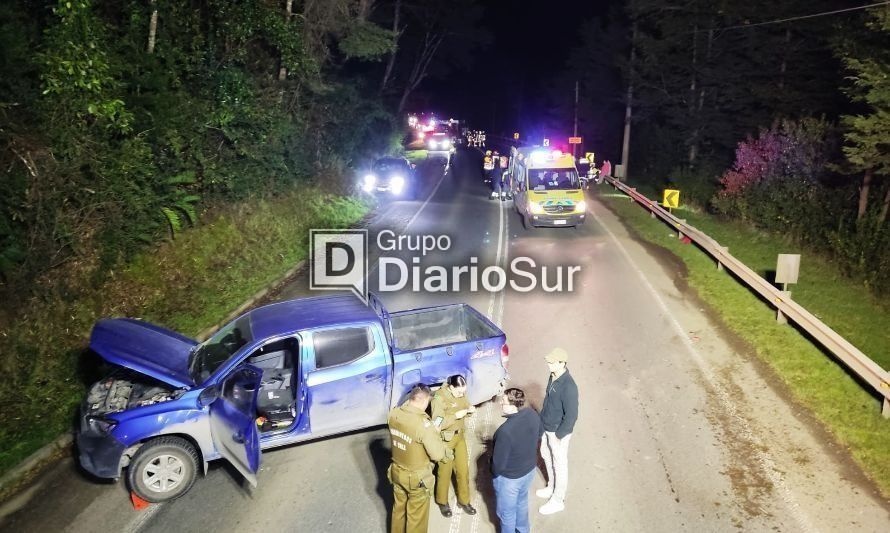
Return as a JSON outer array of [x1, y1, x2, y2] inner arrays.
[[427, 0, 619, 142]]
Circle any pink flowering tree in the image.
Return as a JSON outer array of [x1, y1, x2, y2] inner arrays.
[[713, 118, 835, 224]]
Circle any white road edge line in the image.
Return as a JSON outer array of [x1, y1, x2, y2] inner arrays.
[[590, 208, 817, 533]]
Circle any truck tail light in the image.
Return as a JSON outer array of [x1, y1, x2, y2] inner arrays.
[[500, 344, 509, 368]]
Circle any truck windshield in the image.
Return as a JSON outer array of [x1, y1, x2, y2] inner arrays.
[[527, 168, 579, 191], [373, 159, 407, 174], [189, 316, 253, 383]]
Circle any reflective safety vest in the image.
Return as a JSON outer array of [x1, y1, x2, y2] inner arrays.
[[483, 156, 495, 170]]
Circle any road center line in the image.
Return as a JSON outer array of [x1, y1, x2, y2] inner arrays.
[[369, 164, 449, 279]]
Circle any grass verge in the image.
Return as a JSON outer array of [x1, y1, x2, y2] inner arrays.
[[596, 187, 890, 497], [404, 149, 429, 161], [0, 187, 368, 478]]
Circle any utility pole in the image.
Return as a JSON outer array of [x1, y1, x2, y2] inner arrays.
[[620, 22, 637, 180], [573, 80, 580, 159]]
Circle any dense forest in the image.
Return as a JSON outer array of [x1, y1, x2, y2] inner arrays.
[[559, 1, 890, 293]]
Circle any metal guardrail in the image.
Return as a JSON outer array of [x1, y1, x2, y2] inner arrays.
[[605, 177, 890, 417]]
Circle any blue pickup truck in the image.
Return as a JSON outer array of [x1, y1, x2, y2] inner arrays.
[[77, 294, 508, 502]]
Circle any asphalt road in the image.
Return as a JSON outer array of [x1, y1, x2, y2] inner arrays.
[[1, 148, 888, 533]]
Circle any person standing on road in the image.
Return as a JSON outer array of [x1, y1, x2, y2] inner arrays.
[[388, 384, 454, 533], [431, 375, 478, 517], [491, 388, 544, 533], [497, 154, 510, 200], [483, 150, 495, 184], [537, 348, 579, 515]]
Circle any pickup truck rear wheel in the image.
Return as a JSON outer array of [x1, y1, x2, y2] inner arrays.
[[127, 436, 199, 503]]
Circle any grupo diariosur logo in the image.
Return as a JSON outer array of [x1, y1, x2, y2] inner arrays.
[[309, 229, 369, 303], [310, 229, 580, 303]]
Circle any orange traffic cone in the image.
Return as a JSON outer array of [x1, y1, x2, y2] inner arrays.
[[130, 492, 151, 511]]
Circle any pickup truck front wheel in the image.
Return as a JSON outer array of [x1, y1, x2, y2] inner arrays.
[[127, 436, 199, 503]]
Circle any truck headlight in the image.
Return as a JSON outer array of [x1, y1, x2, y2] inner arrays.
[[575, 200, 587, 213], [391, 176, 405, 194], [86, 416, 117, 435], [442, 139, 451, 148], [529, 202, 545, 214], [428, 140, 438, 149], [362, 174, 376, 192]]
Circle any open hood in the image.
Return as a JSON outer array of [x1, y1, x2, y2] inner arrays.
[[90, 318, 197, 388]]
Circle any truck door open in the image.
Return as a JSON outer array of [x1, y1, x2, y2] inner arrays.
[[209, 365, 263, 486]]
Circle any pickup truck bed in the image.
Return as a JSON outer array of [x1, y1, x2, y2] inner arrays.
[[386, 303, 506, 406], [389, 303, 500, 352]]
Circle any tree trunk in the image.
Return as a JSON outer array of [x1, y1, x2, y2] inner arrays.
[[858, 167, 873, 222], [147, 0, 158, 54], [689, 27, 712, 166], [620, 22, 637, 179], [879, 183, 890, 226], [779, 28, 791, 90], [687, 26, 697, 165], [358, 0, 373, 20], [379, 0, 401, 94], [278, 0, 295, 81], [396, 31, 443, 114]]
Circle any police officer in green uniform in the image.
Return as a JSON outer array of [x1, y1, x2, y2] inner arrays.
[[431, 375, 478, 517], [388, 384, 453, 533]]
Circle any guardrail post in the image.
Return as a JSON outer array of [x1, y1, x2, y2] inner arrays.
[[776, 288, 791, 324], [715, 246, 728, 271]]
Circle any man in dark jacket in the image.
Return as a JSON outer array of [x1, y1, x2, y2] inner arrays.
[[491, 388, 543, 533], [537, 348, 579, 515]]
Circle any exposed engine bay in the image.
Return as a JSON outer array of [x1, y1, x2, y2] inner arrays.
[[85, 369, 182, 416]]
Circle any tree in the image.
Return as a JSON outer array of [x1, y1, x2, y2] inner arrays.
[[622, 0, 846, 176], [391, 0, 489, 113], [836, 7, 890, 224]]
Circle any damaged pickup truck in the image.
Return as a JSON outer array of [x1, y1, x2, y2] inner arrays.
[[78, 294, 508, 502]]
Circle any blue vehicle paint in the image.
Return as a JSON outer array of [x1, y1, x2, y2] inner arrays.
[[90, 318, 197, 388], [78, 294, 508, 500]]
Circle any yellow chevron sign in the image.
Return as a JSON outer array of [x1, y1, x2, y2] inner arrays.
[[663, 189, 680, 208]]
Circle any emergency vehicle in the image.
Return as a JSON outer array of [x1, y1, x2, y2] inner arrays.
[[509, 146, 587, 228]]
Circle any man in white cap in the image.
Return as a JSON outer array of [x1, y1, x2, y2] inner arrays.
[[537, 347, 579, 515]]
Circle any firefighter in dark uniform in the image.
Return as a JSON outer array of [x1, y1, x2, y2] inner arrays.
[[431, 375, 477, 517], [388, 384, 453, 533]]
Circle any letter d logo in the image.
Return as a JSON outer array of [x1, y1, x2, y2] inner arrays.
[[310, 229, 368, 303]]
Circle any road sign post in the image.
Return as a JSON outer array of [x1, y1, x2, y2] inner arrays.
[[663, 189, 680, 211], [775, 254, 801, 324]]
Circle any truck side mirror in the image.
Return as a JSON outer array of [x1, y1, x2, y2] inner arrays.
[[197, 385, 220, 408]]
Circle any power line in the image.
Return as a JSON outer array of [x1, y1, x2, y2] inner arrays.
[[695, 1, 890, 33]]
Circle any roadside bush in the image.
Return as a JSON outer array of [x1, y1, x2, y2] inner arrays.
[[666, 162, 722, 209], [713, 117, 838, 226], [711, 117, 890, 295]]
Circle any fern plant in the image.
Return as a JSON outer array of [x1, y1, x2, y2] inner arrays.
[[160, 171, 201, 238]]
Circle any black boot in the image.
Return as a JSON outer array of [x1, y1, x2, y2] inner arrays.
[[438, 504, 452, 517], [459, 503, 477, 515]]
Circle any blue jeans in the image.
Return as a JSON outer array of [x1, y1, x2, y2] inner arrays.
[[493, 469, 535, 533]]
